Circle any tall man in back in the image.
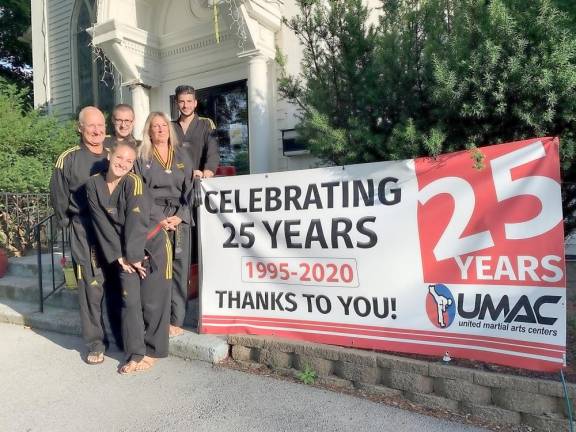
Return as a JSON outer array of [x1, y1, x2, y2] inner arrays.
[[50, 106, 120, 364], [172, 85, 219, 179], [170, 85, 219, 337]]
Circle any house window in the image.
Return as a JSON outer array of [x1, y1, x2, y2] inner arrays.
[[72, 0, 115, 115], [282, 129, 308, 156]]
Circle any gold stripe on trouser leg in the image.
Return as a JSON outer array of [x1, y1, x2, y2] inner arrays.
[[164, 230, 173, 280]]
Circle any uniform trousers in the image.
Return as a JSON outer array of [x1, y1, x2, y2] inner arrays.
[[167, 223, 191, 327], [120, 228, 171, 361], [70, 217, 122, 353]]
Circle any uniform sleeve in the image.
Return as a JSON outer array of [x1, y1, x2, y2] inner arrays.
[[86, 178, 123, 265], [49, 163, 71, 228], [202, 119, 219, 173], [123, 174, 149, 263], [175, 151, 193, 224]]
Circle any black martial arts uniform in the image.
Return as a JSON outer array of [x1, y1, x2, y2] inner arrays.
[[49, 143, 121, 353], [134, 146, 194, 327], [173, 115, 220, 265], [86, 172, 171, 361], [172, 115, 219, 174]]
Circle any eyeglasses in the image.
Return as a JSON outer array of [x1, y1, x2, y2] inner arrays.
[[114, 119, 133, 125]]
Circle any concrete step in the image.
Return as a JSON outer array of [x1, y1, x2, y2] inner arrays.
[[3, 253, 201, 325], [0, 299, 229, 364], [0, 272, 201, 324], [0, 275, 79, 309], [0, 276, 200, 325], [6, 253, 65, 282]]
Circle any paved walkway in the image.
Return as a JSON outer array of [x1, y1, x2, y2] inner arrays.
[[0, 323, 489, 432]]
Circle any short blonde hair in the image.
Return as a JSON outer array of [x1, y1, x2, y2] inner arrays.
[[138, 111, 180, 161], [78, 106, 104, 127]]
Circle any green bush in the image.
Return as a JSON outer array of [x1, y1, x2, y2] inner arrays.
[[0, 77, 77, 192]]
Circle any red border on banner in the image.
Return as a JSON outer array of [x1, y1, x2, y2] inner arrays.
[[201, 315, 564, 372]]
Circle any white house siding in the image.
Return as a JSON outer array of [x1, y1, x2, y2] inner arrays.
[[47, 0, 75, 118], [32, 0, 381, 173], [273, 0, 318, 172]]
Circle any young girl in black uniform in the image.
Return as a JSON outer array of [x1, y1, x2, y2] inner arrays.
[[86, 140, 172, 374], [134, 112, 195, 338]]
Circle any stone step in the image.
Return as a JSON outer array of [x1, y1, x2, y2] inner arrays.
[[0, 275, 78, 310], [6, 253, 65, 281], [0, 273, 200, 325], [0, 299, 229, 364]]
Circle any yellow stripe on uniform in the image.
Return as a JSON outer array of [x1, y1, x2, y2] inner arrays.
[[153, 146, 174, 171], [199, 116, 216, 130], [127, 173, 143, 195], [77, 264, 82, 281], [55, 146, 80, 169], [164, 230, 173, 280]]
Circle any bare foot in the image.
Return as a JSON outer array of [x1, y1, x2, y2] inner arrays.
[[169, 325, 184, 337], [135, 356, 157, 372], [119, 360, 139, 375], [86, 351, 104, 365]]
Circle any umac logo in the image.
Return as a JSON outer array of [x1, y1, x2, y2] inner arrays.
[[426, 284, 456, 328]]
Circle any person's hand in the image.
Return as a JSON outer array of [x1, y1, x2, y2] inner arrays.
[[131, 261, 147, 279], [165, 215, 182, 228], [203, 169, 214, 178], [160, 218, 174, 231], [193, 169, 204, 178], [118, 257, 134, 273]]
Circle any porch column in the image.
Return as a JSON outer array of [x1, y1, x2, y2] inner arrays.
[[247, 55, 270, 174], [129, 83, 150, 140]]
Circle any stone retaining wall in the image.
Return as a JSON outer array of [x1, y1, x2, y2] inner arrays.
[[228, 334, 576, 432]]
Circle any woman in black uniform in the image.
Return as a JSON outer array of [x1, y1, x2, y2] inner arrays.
[[86, 140, 172, 374], [134, 112, 195, 337]]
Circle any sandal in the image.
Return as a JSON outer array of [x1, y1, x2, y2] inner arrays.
[[169, 325, 184, 338], [135, 356, 156, 372], [119, 360, 139, 375], [85, 351, 104, 365]]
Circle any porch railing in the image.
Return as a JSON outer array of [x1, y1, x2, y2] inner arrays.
[[33, 213, 69, 313], [0, 192, 52, 255]]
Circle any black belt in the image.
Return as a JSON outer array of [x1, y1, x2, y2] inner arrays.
[[154, 198, 180, 206]]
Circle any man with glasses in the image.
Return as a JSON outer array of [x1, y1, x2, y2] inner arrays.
[[105, 104, 140, 148]]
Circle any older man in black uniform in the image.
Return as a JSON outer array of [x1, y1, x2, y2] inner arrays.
[[50, 106, 120, 365], [104, 103, 140, 148]]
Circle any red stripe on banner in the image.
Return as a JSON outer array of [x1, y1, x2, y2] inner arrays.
[[201, 315, 563, 352], [202, 321, 561, 358], [201, 324, 563, 372], [201, 319, 561, 358]]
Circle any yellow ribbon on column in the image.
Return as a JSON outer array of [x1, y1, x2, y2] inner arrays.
[[213, 1, 220, 44]]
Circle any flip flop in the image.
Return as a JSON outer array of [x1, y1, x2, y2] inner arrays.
[[135, 357, 156, 372], [119, 360, 139, 375], [85, 351, 104, 365]]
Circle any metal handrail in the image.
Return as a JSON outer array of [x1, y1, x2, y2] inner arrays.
[[32, 213, 69, 313]]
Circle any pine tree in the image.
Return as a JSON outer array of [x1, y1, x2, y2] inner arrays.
[[278, 0, 576, 233]]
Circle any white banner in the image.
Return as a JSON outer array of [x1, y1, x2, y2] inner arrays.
[[199, 137, 566, 372]]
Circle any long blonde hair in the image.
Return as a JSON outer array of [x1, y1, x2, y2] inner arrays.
[[138, 111, 180, 161]]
